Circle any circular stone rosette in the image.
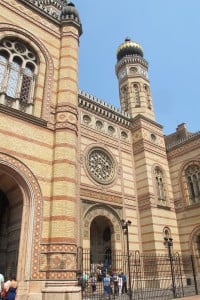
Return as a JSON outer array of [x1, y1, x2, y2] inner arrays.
[[86, 147, 116, 185]]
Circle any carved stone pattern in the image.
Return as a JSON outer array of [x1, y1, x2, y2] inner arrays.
[[56, 105, 78, 115], [40, 244, 76, 253], [86, 148, 115, 184], [133, 140, 167, 157], [57, 112, 77, 124], [80, 189, 123, 205], [137, 193, 153, 209], [37, 271, 76, 280], [55, 122, 77, 132], [5, 0, 59, 33], [81, 128, 117, 147], [81, 111, 130, 143], [39, 253, 76, 271], [124, 198, 136, 206]]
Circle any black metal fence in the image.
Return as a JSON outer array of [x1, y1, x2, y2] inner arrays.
[[76, 248, 200, 300]]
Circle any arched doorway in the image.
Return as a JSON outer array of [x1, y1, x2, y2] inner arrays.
[[0, 171, 23, 279], [0, 152, 43, 297], [90, 216, 113, 266]]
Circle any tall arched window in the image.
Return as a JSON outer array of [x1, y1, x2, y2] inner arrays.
[[133, 83, 140, 107], [0, 38, 38, 114], [185, 164, 200, 204], [144, 84, 151, 109], [121, 85, 129, 112], [154, 167, 166, 205]]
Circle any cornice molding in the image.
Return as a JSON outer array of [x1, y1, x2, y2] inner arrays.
[[167, 137, 200, 159], [0, 104, 47, 128], [78, 90, 131, 128]]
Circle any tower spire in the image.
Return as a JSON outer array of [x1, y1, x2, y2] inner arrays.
[[116, 38, 155, 121]]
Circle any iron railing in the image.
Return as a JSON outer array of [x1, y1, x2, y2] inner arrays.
[[76, 248, 200, 300]]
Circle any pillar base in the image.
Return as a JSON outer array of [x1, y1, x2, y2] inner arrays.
[[42, 281, 81, 300]]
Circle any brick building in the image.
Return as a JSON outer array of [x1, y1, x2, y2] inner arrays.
[[0, 1, 199, 299]]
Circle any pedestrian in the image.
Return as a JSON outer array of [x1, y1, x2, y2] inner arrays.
[[121, 272, 127, 294], [90, 273, 97, 293], [112, 272, 119, 295], [3, 275, 17, 300], [118, 274, 123, 295], [103, 273, 111, 299], [82, 272, 88, 292], [0, 272, 4, 300]]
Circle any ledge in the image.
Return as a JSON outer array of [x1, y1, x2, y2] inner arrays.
[[0, 104, 48, 128]]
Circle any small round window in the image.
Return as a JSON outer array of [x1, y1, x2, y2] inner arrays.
[[83, 114, 91, 125], [96, 120, 103, 130], [121, 131, 128, 140], [108, 125, 115, 135]]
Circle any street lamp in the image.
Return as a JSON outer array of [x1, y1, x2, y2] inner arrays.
[[164, 237, 176, 298], [121, 219, 132, 300]]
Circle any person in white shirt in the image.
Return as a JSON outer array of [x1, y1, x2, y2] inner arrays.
[[0, 272, 4, 300], [118, 274, 123, 295]]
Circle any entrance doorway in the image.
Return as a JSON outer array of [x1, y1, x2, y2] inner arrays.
[[0, 171, 23, 279], [90, 216, 113, 266]]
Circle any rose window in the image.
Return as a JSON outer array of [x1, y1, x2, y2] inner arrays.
[[86, 148, 115, 184]]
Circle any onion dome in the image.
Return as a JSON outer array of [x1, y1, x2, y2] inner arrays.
[[117, 38, 144, 61], [60, 2, 80, 23]]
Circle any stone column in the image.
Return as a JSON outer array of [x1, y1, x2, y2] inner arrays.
[[42, 7, 82, 300]]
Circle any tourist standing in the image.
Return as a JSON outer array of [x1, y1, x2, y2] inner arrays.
[[103, 273, 111, 299], [121, 272, 127, 294], [118, 274, 123, 295], [90, 273, 97, 293], [112, 272, 119, 295]]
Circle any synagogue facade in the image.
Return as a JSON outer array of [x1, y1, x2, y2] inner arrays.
[[0, 0, 199, 299]]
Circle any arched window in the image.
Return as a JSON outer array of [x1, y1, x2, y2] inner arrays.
[[185, 164, 200, 204], [133, 83, 140, 107], [0, 38, 38, 114], [154, 167, 166, 205], [144, 84, 151, 109], [121, 85, 129, 112]]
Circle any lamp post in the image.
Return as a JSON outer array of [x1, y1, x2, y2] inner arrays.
[[164, 237, 176, 298], [121, 219, 132, 300]]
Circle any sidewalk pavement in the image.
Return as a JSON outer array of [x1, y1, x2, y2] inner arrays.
[[173, 296, 200, 300]]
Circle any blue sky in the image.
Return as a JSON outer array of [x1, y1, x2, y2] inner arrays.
[[74, 0, 200, 135]]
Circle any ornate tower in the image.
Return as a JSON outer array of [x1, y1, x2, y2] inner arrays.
[[115, 38, 181, 254], [115, 38, 155, 120]]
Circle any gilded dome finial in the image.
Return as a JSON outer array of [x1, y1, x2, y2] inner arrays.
[[116, 38, 144, 61]]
